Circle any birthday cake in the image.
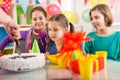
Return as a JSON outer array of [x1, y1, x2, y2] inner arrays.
[[0, 53, 45, 72]]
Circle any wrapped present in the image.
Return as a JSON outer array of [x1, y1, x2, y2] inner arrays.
[[69, 51, 107, 74]]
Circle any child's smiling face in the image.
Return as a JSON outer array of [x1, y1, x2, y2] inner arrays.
[[31, 10, 47, 32], [90, 10, 106, 30]]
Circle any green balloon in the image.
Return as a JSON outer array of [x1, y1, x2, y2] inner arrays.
[[82, 8, 90, 23]]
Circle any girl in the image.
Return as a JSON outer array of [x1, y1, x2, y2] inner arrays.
[[84, 4, 120, 61], [26, 6, 48, 53], [46, 14, 74, 55], [0, 6, 48, 53]]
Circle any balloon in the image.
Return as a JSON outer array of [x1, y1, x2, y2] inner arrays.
[[47, 4, 61, 16], [62, 11, 75, 22], [82, 8, 90, 23], [90, 0, 109, 6]]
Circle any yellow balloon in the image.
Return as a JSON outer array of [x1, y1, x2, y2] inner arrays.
[[90, 0, 109, 6], [62, 11, 75, 22]]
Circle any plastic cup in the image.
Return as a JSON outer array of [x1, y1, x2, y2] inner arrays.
[[79, 58, 94, 80], [96, 51, 107, 57], [96, 51, 107, 67]]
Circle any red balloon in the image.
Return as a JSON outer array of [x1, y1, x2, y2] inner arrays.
[[47, 4, 61, 16]]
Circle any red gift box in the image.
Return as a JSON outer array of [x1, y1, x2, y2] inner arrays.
[[70, 57, 105, 74]]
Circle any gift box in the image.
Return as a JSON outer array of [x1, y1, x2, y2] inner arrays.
[[70, 56, 105, 74]]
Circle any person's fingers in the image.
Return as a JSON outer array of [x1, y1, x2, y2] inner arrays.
[[4, 24, 11, 36], [3, 21, 21, 40], [11, 33, 21, 40], [5, 23, 21, 40], [9, 22, 21, 39], [12, 35, 20, 40]]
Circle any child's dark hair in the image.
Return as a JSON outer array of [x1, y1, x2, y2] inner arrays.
[[30, 6, 47, 18], [48, 14, 74, 33]]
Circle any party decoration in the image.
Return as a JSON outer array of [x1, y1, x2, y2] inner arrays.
[[47, 4, 61, 16], [62, 11, 75, 22], [57, 0, 61, 5], [2, 0, 12, 14], [61, 32, 91, 52], [84, 0, 88, 5], [31, 39, 40, 53], [39, 0, 47, 9], [19, 0, 29, 13], [90, 0, 109, 6], [110, 0, 117, 8], [47, 32, 107, 80], [48, 32, 92, 66], [35, 0, 40, 4], [82, 8, 90, 23], [0, 0, 3, 2]]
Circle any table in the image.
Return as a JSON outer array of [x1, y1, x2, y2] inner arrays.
[[92, 60, 120, 80], [0, 60, 120, 80], [105, 60, 120, 80]]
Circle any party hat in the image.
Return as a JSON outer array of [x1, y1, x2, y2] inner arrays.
[[32, 39, 40, 53]]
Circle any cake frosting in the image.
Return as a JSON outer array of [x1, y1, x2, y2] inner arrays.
[[0, 53, 45, 71]]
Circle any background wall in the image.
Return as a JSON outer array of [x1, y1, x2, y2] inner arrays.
[[48, 0, 120, 33]]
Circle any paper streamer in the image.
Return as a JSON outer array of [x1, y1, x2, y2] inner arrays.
[[19, 0, 29, 13], [2, 0, 12, 14], [39, 0, 47, 9], [90, 0, 109, 6], [110, 0, 117, 8]]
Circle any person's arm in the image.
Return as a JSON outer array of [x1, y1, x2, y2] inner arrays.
[[84, 41, 91, 54], [0, 8, 21, 40], [0, 36, 13, 51], [0, 31, 27, 51], [20, 30, 28, 40], [0, 8, 11, 23]]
